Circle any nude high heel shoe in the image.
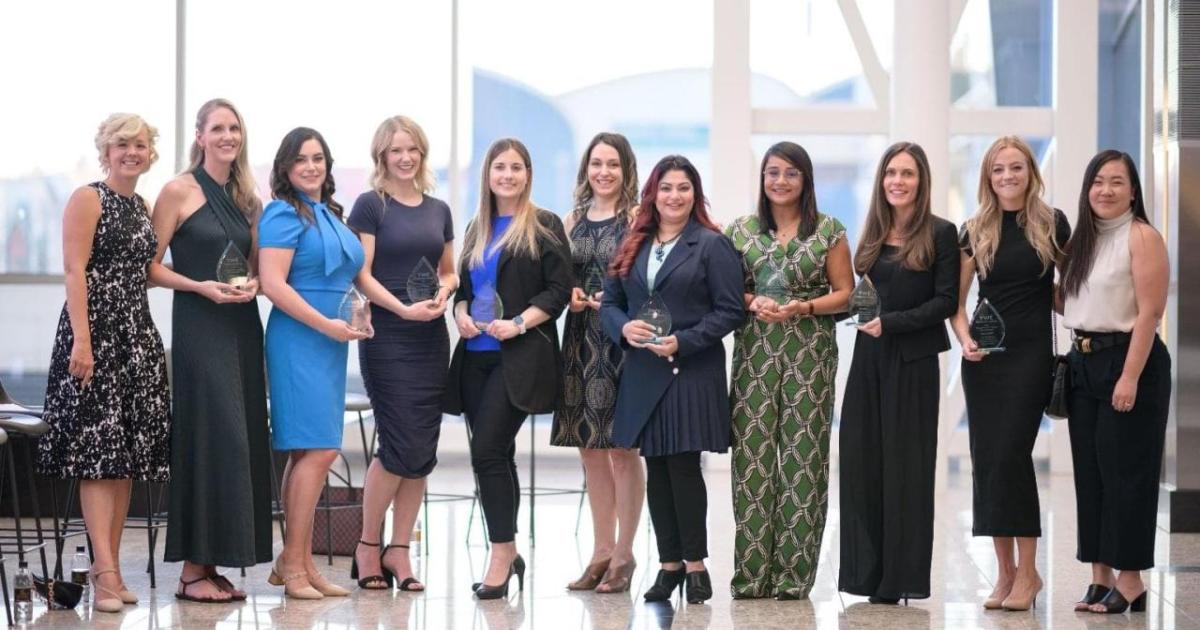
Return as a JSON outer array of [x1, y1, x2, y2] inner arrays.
[[268, 564, 323, 600], [91, 569, 126, 613]]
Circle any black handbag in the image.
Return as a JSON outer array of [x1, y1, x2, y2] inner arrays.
[[1046, 312, 1070, 420], [33, 574, 84, 610]]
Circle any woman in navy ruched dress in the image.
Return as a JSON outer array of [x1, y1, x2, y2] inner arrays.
[[258, 127, 366, 600]]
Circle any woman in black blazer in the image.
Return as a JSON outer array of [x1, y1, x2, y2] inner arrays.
[[601, 155, 745, 605], [838, 142, 960, 604], [444, 138, 573, 599]]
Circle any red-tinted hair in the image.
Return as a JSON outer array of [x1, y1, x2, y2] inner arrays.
[[609, 155, 719, 278]]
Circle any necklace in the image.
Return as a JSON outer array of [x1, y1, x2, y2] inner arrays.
[[654, 230, 683, 262]]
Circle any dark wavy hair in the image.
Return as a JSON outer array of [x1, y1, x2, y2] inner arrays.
[[270, 127, 343, 224], [1060, 150, 1148, 298], [757, 141, 819, 240], [609, 155, 719, 278]]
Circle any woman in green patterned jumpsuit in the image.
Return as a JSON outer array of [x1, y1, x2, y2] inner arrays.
[[725, 142, 853, 600]]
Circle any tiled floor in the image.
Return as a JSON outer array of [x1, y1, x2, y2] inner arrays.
[[4, 418, 1198, 629]]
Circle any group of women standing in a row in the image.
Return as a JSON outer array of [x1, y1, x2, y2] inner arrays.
[[34, 98, 1170, 617]]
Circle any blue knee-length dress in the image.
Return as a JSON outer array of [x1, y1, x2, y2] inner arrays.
[[259, 197, 364, 450]]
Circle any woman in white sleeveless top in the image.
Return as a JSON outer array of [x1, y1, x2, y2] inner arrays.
[[1060, 150, 1171, 615]]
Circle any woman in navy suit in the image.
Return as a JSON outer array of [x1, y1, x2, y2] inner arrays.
[[601, 155, 745, 605]]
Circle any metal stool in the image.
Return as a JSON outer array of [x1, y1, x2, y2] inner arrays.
[[0, 392, 53, 575]]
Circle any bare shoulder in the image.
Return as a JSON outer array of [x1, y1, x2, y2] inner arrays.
[[1129, 219, 1166, 254]]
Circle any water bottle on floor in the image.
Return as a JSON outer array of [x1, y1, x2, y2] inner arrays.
[[14, 560, 33, 624], [411, 520, 423, 574], [70, 546, 91, 604]]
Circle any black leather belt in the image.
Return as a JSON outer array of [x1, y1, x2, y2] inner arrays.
[[1072, 330, 1131, 354]]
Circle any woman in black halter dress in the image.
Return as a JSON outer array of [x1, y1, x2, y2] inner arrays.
[[149, 99, 272, 603]]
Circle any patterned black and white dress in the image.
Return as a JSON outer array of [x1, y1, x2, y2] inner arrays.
[[551, 214, 625, 449], [37, 182, 171, 481]]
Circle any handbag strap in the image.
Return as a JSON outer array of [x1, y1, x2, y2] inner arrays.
[[1052, 310, 1059, 355]]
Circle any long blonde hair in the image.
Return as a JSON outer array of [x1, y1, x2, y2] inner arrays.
[[187, 99, 260, 217], [964, 136, 1059, 278], [369, 115, 436, 196], [461, 138, 558, 268]]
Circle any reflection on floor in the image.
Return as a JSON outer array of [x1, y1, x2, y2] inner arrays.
[[5, 420, 1198, 630]]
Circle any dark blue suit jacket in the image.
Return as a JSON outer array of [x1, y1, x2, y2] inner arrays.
[[600, 219, 746, 450]]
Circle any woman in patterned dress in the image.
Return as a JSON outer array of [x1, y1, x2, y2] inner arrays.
[[36, 114, 171, 614], [551, 133, 644, 593], [725, 142, 853, 600]]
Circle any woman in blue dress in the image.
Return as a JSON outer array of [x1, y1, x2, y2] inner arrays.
[[258, 127, 368, 600]]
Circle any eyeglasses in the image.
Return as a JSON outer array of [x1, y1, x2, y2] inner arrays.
[[763, 169, 802, 182]]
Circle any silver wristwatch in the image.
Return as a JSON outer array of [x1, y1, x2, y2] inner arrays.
[[513, 314, 527, 335]]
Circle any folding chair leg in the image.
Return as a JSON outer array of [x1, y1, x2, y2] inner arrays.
[[145, 483, 157, 589], [1, 554, 12, 628], [20, 440, 51, 577]]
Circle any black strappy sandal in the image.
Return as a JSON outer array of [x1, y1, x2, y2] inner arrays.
[[384, 544, 425, 592], [350, 540, 393, 589], [175, 576, 232, 604], [206, 572, 247, 601]]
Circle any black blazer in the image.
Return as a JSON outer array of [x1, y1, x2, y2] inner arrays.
[[600, 219, 746, 447], [874, 216, 960, 361], [444, 209, 573, 414]]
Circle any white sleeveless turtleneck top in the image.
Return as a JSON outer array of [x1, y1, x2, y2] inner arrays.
[[1063, 210, 1137, 333]]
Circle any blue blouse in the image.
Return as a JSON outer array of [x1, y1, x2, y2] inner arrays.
[[258, 196, 364, 296], [466, 215, 513, 352]]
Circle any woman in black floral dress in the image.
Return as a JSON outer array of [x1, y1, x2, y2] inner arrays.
[[36, 113, 171, 614]]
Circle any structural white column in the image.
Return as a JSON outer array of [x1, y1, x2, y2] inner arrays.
[[890, 0, 951, 218], [1049, 0, 1099, 475], [710, 0, 754, 224], [892, 0, 954, 492]]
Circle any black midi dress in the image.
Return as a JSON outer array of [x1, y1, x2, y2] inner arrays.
[[960, 209, 1070, 537]]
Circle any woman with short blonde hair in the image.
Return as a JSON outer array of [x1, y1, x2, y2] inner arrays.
[[38, 113, 171, 613]]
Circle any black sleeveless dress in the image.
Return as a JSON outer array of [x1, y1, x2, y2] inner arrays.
[[163, 168, 273, 567]]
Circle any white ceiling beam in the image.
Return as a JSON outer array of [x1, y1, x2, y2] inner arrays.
[[835, 0, 889, 111], [752, 107, 889, 135]]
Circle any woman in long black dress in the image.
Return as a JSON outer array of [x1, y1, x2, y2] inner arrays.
[[951, 136, 1069, 611], [838, 142, 959, 604], [348, 116, 456, 591], [149, 98, 272, 603], [37, 114, 171, 614], [551, 132, 644, 593]]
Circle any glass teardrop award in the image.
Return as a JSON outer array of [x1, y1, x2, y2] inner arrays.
[[338, 287, 371, 333], [845, 275, 881, 325], [969, 297, 1007, 354], [406, 256, 440, 304], [754, 258, 790, 305], [635, 293, 673, 345], [215, 241, 250, 288], [472, 282, 505, 331], [583, 263, 606, 301]]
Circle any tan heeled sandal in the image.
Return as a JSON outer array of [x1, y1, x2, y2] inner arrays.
[[268, 564, 323, 600], [91, 569, 126, 613], [567, 558, 610, 591], [595, 560, 637, 594], [307, 571, 350, 597]]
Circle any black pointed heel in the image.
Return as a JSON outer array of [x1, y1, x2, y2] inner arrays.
[[685, 570, 713, 604], [1090, 587, 1147, 614], [643, 568, 686, 602], [350, 540, 392, 589], [474, 555, 525, 600]]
